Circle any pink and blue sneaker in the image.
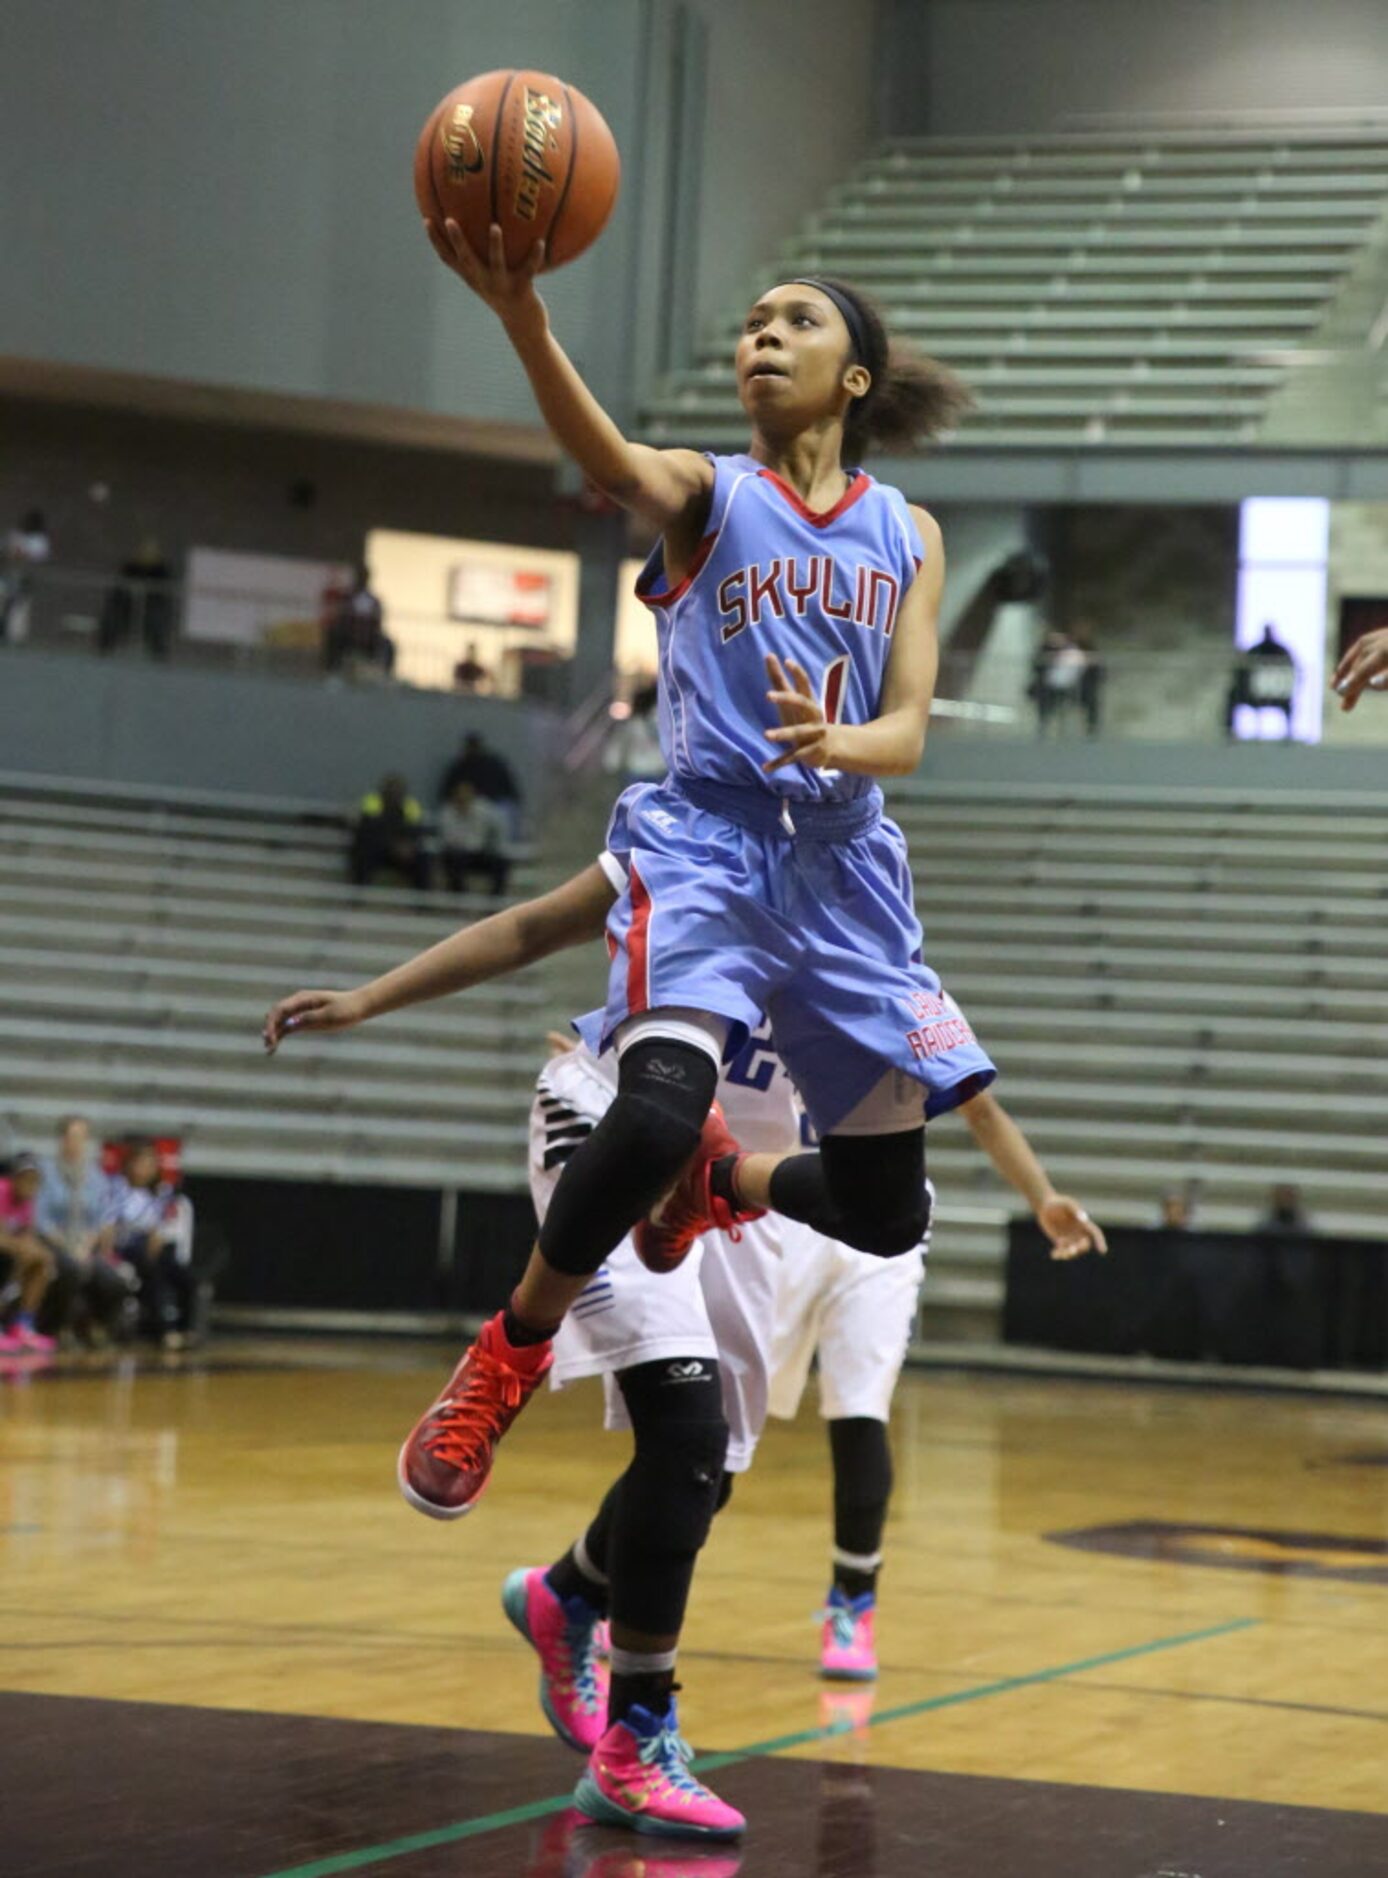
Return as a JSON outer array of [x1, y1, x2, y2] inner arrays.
[[503, 1567, 609, 1753], [819, 1588, 878, 1682], [575, 1700, 746, 1840], [0, 1318, 55, 1354]]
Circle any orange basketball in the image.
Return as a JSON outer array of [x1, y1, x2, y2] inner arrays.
[[414, 70, 620, 271]]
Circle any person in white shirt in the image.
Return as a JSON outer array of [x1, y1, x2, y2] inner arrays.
[[438, 779, 511, 897]]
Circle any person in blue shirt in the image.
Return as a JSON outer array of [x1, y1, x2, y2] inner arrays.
[[34, 1116, 132, 1343]]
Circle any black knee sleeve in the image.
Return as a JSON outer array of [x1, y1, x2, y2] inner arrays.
[[820, 1128, 931, 1258], [829, 1417, 893, 1558], [626, 1419, 729, 1554], [714, 1470, 735, 1514], [607, 1356, 729, 1636], [536, 1039, 717, 1276]]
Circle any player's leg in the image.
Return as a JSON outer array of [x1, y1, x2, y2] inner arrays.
[[813, 1239, 926, 1681], [574, 1356, 745, 1838], [503, 1048, 727, 1755], [398, 1015, 724, 1519]]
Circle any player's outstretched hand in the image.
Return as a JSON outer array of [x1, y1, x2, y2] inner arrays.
[[1332, 626, 1388, 711], [424, 218, 547, 335], [262, 989, 367, 1056], [1038, 1194, 1107, 1261], [763, 653, 836, 772]]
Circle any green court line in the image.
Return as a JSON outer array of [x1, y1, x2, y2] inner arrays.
[[259, 1615, 1257, 1878]]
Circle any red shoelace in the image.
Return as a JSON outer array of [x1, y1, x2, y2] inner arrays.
[[420, 1345, 530, 1470]]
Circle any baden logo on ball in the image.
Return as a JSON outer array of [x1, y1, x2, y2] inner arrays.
[[414, 69, 621, 271]]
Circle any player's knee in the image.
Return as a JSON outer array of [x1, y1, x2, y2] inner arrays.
[[834, 1201, 931, 1259], [611, 1038, 719, 1180], [606, 1089, 703, 1188], [629, 1417, 730, 1556]]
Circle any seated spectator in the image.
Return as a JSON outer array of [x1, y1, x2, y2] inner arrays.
[[107, 1140, 197, 1349], [34, 1115, 133, 1345], [1, 508, 51, 645], [452, 640, 494, 694], [1029, 628, 1091, 736], [324, 563, 395, 679], [351, 773, 431, 890], [0, 1153, 57, 1352], [1157, 1190, 1194, 1231], [438, 730, 521, 832], [438, 779, 511, 897], [1257, 1183, 1311, 1235]]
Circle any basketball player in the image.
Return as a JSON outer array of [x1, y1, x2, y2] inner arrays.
[[396, 236, 991, 1422]]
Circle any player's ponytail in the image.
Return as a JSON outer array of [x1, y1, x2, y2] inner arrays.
[[813, 276, 974, 462]]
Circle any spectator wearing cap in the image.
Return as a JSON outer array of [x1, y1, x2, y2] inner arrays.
[[438, 731, 522, 835], [0, 1153, 57, 1352]]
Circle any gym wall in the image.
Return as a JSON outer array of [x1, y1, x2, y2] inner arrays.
[[0, 0, 879, 430]]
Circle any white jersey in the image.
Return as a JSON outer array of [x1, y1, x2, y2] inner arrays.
[[531, 1043, 782, 1472]]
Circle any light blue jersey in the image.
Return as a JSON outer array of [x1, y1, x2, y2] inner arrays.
[[637, 454, 923, 805]]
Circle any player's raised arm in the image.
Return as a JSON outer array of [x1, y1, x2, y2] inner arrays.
[[262, 861, 617, 1054], [425, 219, 713, 532], [762, 506, 942, 780]]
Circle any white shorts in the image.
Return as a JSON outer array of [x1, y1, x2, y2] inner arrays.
[[768, 1219, 927, 1424], [528, 1052, 782, 1473]]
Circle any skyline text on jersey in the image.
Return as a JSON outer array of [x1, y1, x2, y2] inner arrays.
[[717, 555, 903, 642], [636, 455, 924, 801]]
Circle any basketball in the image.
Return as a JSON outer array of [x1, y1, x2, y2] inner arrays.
[[414, 70, 620, 270]]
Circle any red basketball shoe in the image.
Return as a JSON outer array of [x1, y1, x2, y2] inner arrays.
[[397, 1312, 552, 1518], [633, 1102, 766, 1275]]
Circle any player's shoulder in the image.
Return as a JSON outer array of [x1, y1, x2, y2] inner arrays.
[[658, 447, 718, 488], [906, 503, 943, 553]]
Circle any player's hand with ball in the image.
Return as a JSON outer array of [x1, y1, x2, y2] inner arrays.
[[1038, 1194, 1108, 1261], [262, 988, 369, 1055], [424, 217, 549, 339]]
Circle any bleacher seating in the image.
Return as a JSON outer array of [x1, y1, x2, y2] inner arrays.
[[640, 130, 1388, 448], [898, 782, 1388, 1334], [6, 771, 1384, 1350], [0, 776, 546, 1193]]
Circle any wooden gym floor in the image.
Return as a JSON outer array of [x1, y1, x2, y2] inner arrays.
[[4, 1338, 1387, 1876]]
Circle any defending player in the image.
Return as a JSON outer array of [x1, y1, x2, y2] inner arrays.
[[380, 226, 995, 1531]]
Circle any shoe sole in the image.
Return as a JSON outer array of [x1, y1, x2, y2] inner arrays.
[[819, 1664, 878, 1682], [573, 1772, 744, 1839], [501, 1570, 597, 1755], [395, 1440, 482, 1520]]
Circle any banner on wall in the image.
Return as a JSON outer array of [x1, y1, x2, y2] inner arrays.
[[447, 562, 552, 629]]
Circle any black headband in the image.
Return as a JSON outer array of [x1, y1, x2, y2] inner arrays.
[[790, 277, 871, 369]]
